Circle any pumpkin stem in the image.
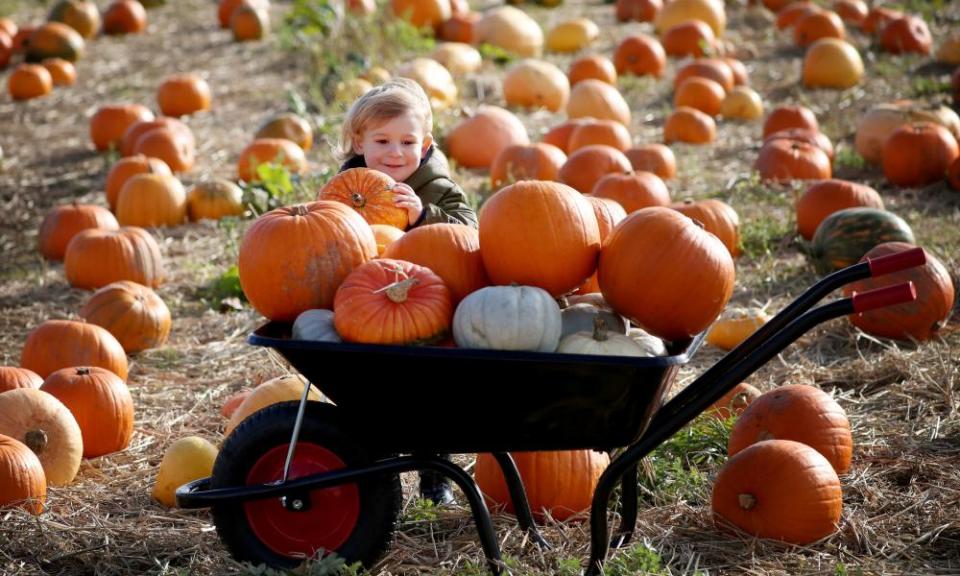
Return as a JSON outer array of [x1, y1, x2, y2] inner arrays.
[[293, 204, 309, 216], [592, 317, 609, 342], [24, 430, 48, 455], [75, 367, 90, 376], [350, 192, 366, 208], [738, 493, 756, 510], [383, 277, 420, 303]]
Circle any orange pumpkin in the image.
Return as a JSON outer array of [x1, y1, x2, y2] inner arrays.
[[390, 0, 451, 29], [776, 2, 820, 30], [370, 224, 405, 256], [333, 259, 453, 344], [20, 319, 128, 381], [616, 0, 662, 22], [231, 1, 269, 41], [663, 107, 716, 144], [103, 0, 147, 35], [490, 143, 567, 189], [317, 167, 408, 229], [599, 207, 735, 341], [7, 63, 53, 100], [624, 144, 677, 180], [541, 118, 595, 153], [446, 106, 530, 169], [878, 14, 931, 55], [24, 22, 84, 62], [474, 450, 610, 521], [712, 439, 842, 544], [882, 122, 959, 188], [674, 76, 726, 117], [707, 382, 761, 420], [949, 156, 960, 191], [674, 58, 734, 92], [41, 57, 76, 86], [729, 384, 852, 473], [612, 34, 665, 77], [47, 0, 101, 39], [0, 367, 44, 393], [832, 0, 867, 26], [755, 140, 832, 182], [120, 117, 194, 157], [187, 178, 245, 221], [64, 226, 165, 289], [437, 12, 479, 44], [156, 73, 211, 117], [220, 389, 252, 420], [763, 128, 834, 162], [0, 434, 46, 515], [559, 145, 633, 194], [795, 179, 883, 241], [116, 173, 187, 228], [793, 10, 845, 47], [237, 138, 307, 182], [670, 198, 740, 257], [568, 54, 617, 87], [38, 203, 119, 261], [255, 112, 313, 152], [479, 180, 601, 297], [105, 155, 172, 211], [763, 104, 819, 137], [577, 196, 627, 293], [0, 31, 12, 70], [40, 367, 134, 457], [723, 57, 749, 86], [662, 20, 716, 57], [217, 0, 247, 28], [590, 171, 671, 213], [842, 242, 954, 342], [0, 389, 82, 486], [706, 307, 771, 350], [568, 120, 632, 153], [132, 128, 196, 173], [0, 18, 16, 38], [862, 6, 903, 36], [238, 202, 377, 321], [79, 280, 171, 353]]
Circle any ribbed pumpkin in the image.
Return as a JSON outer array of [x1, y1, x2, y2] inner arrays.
[[577, 197, 627, 293], [254, 112, 313, 152], [20, 319, 128, 380], [706, 307, 771, 351], [370, 224, 405, 256], [474, 450, 610, 521], [102, 0, 147, 35], [855, 101, 960, 165], [503, 59, 570, 113], [663, 107, 716, 145], [729, 384, 852, 474], [238, 202, 376, 321], [38, 203, 119, 261], [599, 207, 735, 341], [317, 167, 407, 230], [0, 389, 83, 486], [624, 144, 676, 180], [566, 79, 632, 125], [48, 0, 101, 38], [567, 120, 632, 153], [0, 367, 43, 393], [0, 434, 46, 515], [105, 155, 172, 211], [810, 207, 914, 274], [24, 22, 84, 63], [445, 105, 530, 169], [237, 138, 307, 182], [763, 128, 834, 162], [842, 242, 954, 342], [333, 259, 453, 345], [116, 173, 187, 228], [225, 375, 323, 436], [559, 145, 633, 194], [120, 117, 195, 157], [64, 226, 165, 289], [795, 180, 883, 241], [590, 171, 670, 214], [712, 439, 842, 544], [707, 382, 761, 420], [882, 122, 959, 188], [79, 281, 171, 353], [480, 180, 600, 297], [40, 367, 134, 458], [382, 223, 489, 304], [490, 143, 567, 189], [755, 140, 832, 182], [613, 34, 666, 78], [670, 198, 740, 258], [187, 178, 245, 221], [453, 285, 562, 352]]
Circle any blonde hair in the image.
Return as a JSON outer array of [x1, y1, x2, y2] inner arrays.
[[339, 78, 433, 160]]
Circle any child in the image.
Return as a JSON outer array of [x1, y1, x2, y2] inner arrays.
[[339, 78, 477, 505], [339, 77, 478, 230]]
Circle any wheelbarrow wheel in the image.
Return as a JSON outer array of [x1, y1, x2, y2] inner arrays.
[[211, 401, 401, 569]]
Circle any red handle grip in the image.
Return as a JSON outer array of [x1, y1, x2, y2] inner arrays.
[[851, 282, 917, 314], [866, 247, 926, 277]]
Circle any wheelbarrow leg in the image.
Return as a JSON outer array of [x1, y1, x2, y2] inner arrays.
[[584, 463, 620, 576], [492, 453, 551, 549], [611, 463, 638, 549]]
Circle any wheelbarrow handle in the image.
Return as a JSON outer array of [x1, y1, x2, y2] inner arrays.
[[866, 246, 925, 278], [851, 281, 917, 313]]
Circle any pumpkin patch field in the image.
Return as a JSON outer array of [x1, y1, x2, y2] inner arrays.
[[2, 0, 960, 574]]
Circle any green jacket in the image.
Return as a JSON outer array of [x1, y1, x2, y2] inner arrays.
[[340, 147, 478, 229]]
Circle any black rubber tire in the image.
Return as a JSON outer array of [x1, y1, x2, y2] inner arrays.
[[210, 401, 402, 569]]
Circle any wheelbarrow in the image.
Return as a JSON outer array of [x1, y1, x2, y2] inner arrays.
[[177, 247, 925, 575]]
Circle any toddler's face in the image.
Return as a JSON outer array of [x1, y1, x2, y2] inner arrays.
[[354, 111, 432, 182]]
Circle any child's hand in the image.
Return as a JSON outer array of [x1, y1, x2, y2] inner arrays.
[[393, 183, 423, 226]]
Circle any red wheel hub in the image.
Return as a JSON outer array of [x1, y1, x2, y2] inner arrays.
[[245, 443, 360, 558]]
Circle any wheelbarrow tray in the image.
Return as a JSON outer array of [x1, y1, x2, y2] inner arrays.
[[249, 322, 705, 454]]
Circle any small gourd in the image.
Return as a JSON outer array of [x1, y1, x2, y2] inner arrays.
[[560, 303, 628, 339], [152, 436, 219, 507], [626, 327, 667, 356], [558, 318, 652, 357], [291, 309, 341, 342]]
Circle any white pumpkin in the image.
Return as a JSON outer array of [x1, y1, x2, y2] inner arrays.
[[558, 318, 650, 356], [292, 309, 341, 342], [561, 303, 627, 339], [453, 285, 561, 352], [565, 292, 611, 309], [627, 327, 667, 356]]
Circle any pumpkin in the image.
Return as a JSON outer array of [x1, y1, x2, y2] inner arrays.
[[662, 20, 716, 58], [855, 101, 960, 165], [882, 122, 959, 188], [577, 196, 627, 292], [333, 259, 453, 345], [7, 63, 52, 100], [545, 18, 599, 53], [763, 105, 819, 138], [40, 367, 133, 458], [335, 77, 373, 102], [950, 157, 960, 191], [116, 173, 188, 228], [802, 38, 863, 89], [568, 55, 617, 87], [25, 22, 84, 63], [474, 6, 542, 57], [64, 226, 165, 289], [103, 0, 147, 35], [291, 309, 341, 342], [187, 178, 245, 221], [429, 42, 482, 74], [880, 15, 931, 55], [720, 86, 764, 120], [255, 112, 313, 152], [0, 388, 83, 486], [863, 7, 902, 35], [654, 0, 726, 37], [755, 140, 832, 182], [729, 384, 852, 473], [231, 1, 269, 41], [707, 382, 761, 420], [152, 436, 218, 507], [503, 59, 569, 113], [936, 35, 960, 65], [0, 434, 46, 515], [542, 118, 594, 153], [226, 375, 324, 435], [370, 224, 405, 256], [810, 207, 915, 274], [0, 17, 16, 38], [220, 389, 251, 419], [599, 207, 735, 341], [445, 105, 529, 169], [560, 316, 654, 356], [793, 10, 845, 47], [795, 179, 883, 241], [132, 128, 195, 173], [238, 202, 376, 321], [723, 57, 749, 86], [0, 367, 43, 393], [663, 107, 717, 145], [79, 280, 171, 353], [567, 80, 632, 125], [590, 171, 670, 213], [568, 120, 632, 153], [616, 0, 661, 22], [624, 144, 676, 180], [763, 128, 834, 162], [670, 198, 740, 258], [20, 319, 128, 380], [712, 439, 842, 544], [120, 116, 194, 157], [706, 307, 771, 350], [437, 12, 479, 44], [382, 223, 489, 304], [832, 0, 867, 26], [453, 285, 562, 352], [612, 34, 665, 78], [490, 143, 566, 189], [396, 57, 457, 110], [318, 167, 407, 230], [674, 77, 726, 118], [674, 59, 734, 92], [776, 2, 820, 31], [105, 156, 172, 211], [237, 138, 307, 182], [41, 57, 75, 86], [842, 242, 954, 342], [156, 73, 211, 117], [391, 0, 450, 28], [39, 203, 118, 261], [0, 31, 11, 70], [48, 0, 100, 38], [474, 450, 609, 521], [560, 145, 632, 194], [626, 327, 667, 356], [217, 0, 265, 28], [560, 305, 628, 340]]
